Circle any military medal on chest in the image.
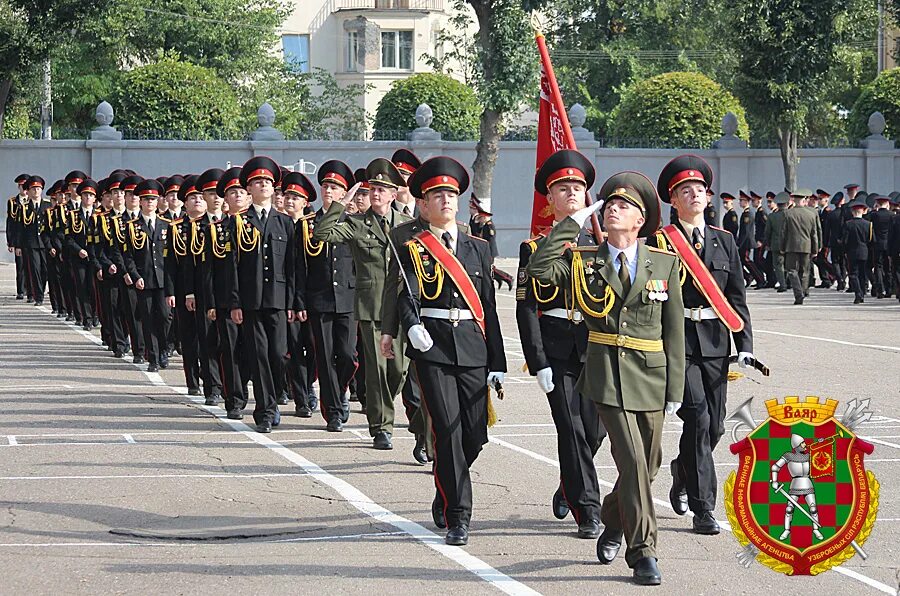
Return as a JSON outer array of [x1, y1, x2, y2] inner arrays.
[[646, 279, 668, 301]]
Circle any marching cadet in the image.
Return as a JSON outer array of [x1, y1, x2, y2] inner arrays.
[[66, 179, 99, 331], [228, 156, 295, 434], [164, 176, 186, 221], [164, 179, 207, 397], [391, 148, 421, 217], [123, 179, 171, 372], [844, 195, 873, 304], [652, 155, 754, 537], [765, 192, 791, 291], [782, 188, 822, 305], [48, 179, 74, 319], [162, 175, 186, 358], [751, 191, 768, 288], [468, 195, 514, 290], [118, 174, 148, 363], [299, 160, 357, 432], [721, 192, 738, 236], [703, 189, 716, 227], [19, 175, 51, 306], [889, 194, 900, 301], [825, 191, 848, 291], [7, 173, 29, 300], [397, 156, 506, 546], [61, 171, 88, 324], [43, 181, 64, 314], [516, 149, 605, 539], [527, 170, 683, 586], [737, 190, 764, 287], [312, 158, 413, 451], [870, 195, 894, 299], [348, 167, 369, 409], [94, 173, 129, 357], [202, 169, 252, 420], [92, 178, 116, 350], [281, 171, 318, 417]]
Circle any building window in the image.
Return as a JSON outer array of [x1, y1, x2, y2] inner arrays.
[[282, 34, 310, 73], [345, 31, 359, 72], [381, 30, 414, 70]]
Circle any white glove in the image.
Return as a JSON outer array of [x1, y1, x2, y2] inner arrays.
[[665, 401, 682, 416], [737, 352, 754, 368], [487, 371, 505, 387], [535, 367, 555, 393], [570, 199, 605, 228], [408, 324, 433, 352]]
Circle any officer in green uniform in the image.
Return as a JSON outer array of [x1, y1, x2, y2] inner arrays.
[[782, 188, 822, 304], [765, 192, 791, 291], [527, 171, 685, 586], [312, 158, 413, 452]]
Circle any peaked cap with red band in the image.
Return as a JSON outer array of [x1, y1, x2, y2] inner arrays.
[[282, 171, 317, 202], [317, 160, 354, 191], [177, 175, 200, 203], [121, 175, 144, 193], [135, 179, 164, 199], [534, 149, 596, 196], [391, 149, 421, 176], [106, 172, 126, 191], [65, 170, 88, 187], [197, 168, 225, 194], [407, 156, 470, 199], [656, 154, 713, 204], [15, 173, 30, 185], [216, 167, 243, 197], [164, 175, 185, 195], [26, 175, 45, 189], [239, 156, 281, 188], [354, 168, 370, 192], [76, 179, 98, 196]]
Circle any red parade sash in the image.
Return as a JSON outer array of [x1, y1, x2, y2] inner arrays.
[[661, 224, 745, 333], [414, 230, 486, 336]]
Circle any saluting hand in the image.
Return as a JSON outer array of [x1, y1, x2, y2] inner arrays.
[[339, 182, 363, 207]]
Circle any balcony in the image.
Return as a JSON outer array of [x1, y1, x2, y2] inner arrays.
[[335, 0, 443, 11]]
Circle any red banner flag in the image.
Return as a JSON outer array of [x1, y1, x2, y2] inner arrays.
[[530, 32, 577, 237], [810, 439, 836, 479]]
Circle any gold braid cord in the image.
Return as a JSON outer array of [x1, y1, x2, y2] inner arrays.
[[113, 218, 127, 245], [210, 222, 228, 259], [190, 220, 205, 257], [172, 222, 188, 257], [70, 211, 84, 235], [129, 222, 147, 251], [302, 219, 323, 257], [408, 242, 444, 300], [724, 471, 880, 576], [235, 212, 260, 255], [570, 251, 614, 318]]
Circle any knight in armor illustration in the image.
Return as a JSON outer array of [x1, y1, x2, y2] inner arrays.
[[771, 433, 824, 541]]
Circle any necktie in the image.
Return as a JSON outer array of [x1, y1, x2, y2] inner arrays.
[[260, 208, 268, 225], [618, 252, 631, 295], [381, 217, 391, 237], [692, 227, 704, 255], [148, 218, 155, 234], [442, 231, 453, 254]]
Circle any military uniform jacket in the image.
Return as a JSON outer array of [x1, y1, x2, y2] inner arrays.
[[312, 202, 410, 322], [5, 196, 22, 247], [526, 217, 685, 411], [227, 207, 295, 312], [782, 206, 821, 254], [723, 209, 739, 236], [197, 214, 237, 310], [754, 208, 767, 245], [164, 217, 198, 300], [123, 215, 168, 290], [398, 228, 505, 372], [651, 224, 752, 358], [736, 208, 755, 251], [106, 211, 139, 276], [890, 213, 900, 256], [825, 208, 845, 249], [18, 199, 52, 249], [296, 207, 355, 314], [843, 218, 873, 261], [871, 209, 893, 250], [65, 207, 99, 266], [764, 210, 786, 253], [469, 216, 499, 259], [382, 216, 429, 338], [516, 228, 596, 372]]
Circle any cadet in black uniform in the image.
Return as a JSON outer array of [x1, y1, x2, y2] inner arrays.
[[20, 176, 51, 305], [751, 192, 768, 288], [227, 157, 295, 433], [844, 196, 873, 304], [118, 174, 148, 364], [66, 179, 99, 331], [721, 193, 738, 236], [654, 155, 754, 535], [468, 195, 513, 290], [398, 156, 506, 546], [889, 194, 900, 300], [737, 190, 764, 287], [516, 149, 605, 539], [94, 173, 130, 357], [123, 179, 171, 372], [7, 173, 29, 300], [870, 195, 894, 298]]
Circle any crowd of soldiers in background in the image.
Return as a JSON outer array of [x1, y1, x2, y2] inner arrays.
[[684, 186, 900, 305]]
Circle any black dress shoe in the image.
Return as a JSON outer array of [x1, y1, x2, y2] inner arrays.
[[577, 518, 601, 539], [295, 405, 312, 418], [412, 434, 428, 465], [16, 294, 23, 300], [373, 431, 393, 450], [340, 409, 350, 424], [445, 525, 468, 546], [133, 356, 145, 365], [633, 557, 661, 586], [854, 297, 864, 304], [692, 511, 721, 535], [159, 358, 169, 369], [83, 323, 92, 332], [552, 486, 570, 520], [326, 417, 343, 432], [257, 421, 272, 433], [147, 363, 159, 373], [188, 388, 201, 396], [113, 351, 124, 358], [596, 528, 623, 564], [777, 288, 787, 293], [273, 409, 281, 427], [204, 394, 218, 406], [669, 460, 688, 516], [432, 494, 446, 529], [794, 297, 804, 305], [276, 392, 289, 405], [226, 409, 243, 420]]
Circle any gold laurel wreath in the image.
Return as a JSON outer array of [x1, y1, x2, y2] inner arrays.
[[724, 471, 880, 576]]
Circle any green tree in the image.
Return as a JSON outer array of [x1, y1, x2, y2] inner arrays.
[[111, 55, 242, 138], [373, 73, 481, 139], [848, 68, 900, 141], [731, 0, 844, 189], [609, 72, 748, 147]]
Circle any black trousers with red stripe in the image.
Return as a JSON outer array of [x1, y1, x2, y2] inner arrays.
[[415, 359, 487, 528]]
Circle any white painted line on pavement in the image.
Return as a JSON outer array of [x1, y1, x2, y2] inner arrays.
[[862, 437, 900, 450], [0, 472, 308, 481], [7, 436, 16, 446], [122, 434, 136, 444], [489, 435, 897, 595], [756, 329, 900, 352], [0, 531, 407, 548], [38, 305, 542, 596]]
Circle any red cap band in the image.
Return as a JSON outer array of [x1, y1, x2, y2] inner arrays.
[[421, 175, 460, 194], [223, 179, 241, 191], [246, 168, 274, 182], [667, 169, 706, 193], [28, 181, 44, 189], [184, 185, 198, 196], [546, 167, 586, 189], [166, 184, 181, 194], [395, 162, 415, 174], [108, 182, 121, 190], [201, 180, 218, 191], [140, 189, 160, 198], [285, 184, 309, 198], [322, 172, 348, 189], [123, 184, 137, 192], [68, 178, 83, 185]]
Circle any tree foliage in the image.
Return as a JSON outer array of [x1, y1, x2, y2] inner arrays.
[[111, 55, 242, 138], [374, 73, 481, 139], [609, 72, 748, 146], [848, 68, 900, 141]]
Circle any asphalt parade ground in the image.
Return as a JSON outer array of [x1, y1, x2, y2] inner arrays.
[[0, 259, 898, 595]]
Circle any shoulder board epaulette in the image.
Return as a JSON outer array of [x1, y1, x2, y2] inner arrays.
[[522, 233, 544, 244], [394, 218, 418, 228], [709, 225, 731, 235], [110, 213, 122, 219], [466, 233, 488, 243], [647, 245, 675, 255], [170, 218, 184, 225], [571, 246, 597, 252], [159, 216, 171, 223], [238, 207, 250, 214], [458, 222, 469, 234]]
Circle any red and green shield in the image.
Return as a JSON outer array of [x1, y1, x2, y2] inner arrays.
[[727, 417, 876, 575]]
